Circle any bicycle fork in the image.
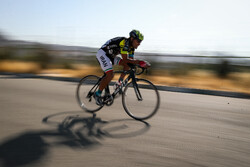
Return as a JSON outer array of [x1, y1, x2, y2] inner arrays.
[[132, 79, 143, 101]]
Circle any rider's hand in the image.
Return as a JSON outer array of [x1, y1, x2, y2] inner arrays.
[[139, 60, 151, 68]]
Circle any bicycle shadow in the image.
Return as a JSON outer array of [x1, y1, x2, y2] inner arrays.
[[0, 111, 150, 167]]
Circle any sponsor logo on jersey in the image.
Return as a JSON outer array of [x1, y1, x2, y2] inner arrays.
[[100, 56, 108, 67]]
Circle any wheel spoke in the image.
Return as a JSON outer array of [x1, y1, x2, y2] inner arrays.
[[76, 75, 103, 113], [122, 79, 160, 120]]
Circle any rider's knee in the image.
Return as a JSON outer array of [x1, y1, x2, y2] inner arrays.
[[123, 65, 130, 70], [105, 71, 114, 80]]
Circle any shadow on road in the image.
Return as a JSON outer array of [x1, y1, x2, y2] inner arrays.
[[0, 111, 150, 167]]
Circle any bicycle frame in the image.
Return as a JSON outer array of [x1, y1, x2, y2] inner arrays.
[[90, 66, 143, 105]]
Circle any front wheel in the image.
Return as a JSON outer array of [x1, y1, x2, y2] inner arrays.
[[76, 75, 103, 113], [122, 78, 160, 120]]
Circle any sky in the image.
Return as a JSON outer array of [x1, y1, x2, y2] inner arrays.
[[0, 0, 250, 56]]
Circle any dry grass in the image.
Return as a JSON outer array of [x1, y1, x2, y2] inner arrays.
[[1, 60, 250, 94], [0, 60, 41, 73], [149, 71, 250, 94]]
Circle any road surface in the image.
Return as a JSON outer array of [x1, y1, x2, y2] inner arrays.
[[0, 75, 250, 167]]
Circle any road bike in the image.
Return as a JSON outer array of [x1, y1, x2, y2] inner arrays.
[[76, 64, 160, 120]]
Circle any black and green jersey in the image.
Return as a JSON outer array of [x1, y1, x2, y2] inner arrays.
[[100, 37, 135, 62]]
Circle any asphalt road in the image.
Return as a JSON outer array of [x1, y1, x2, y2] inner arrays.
[[1, 75, 250, 167]]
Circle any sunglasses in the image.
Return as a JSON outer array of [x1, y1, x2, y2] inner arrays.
[[136, 39, 142, 43]]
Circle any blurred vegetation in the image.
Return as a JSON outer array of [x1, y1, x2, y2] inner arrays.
[[0, 45, 52, 69], [1, 30, 249, 93], [0, 46, 15, 60], [1, 44, 250, 79], [148, 61, 250, 79]]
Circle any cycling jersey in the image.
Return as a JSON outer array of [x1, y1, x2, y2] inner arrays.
[[100, 37, 135, 63]]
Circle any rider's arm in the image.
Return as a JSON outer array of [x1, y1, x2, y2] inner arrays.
[[120, 39, 140, 64], [121, 54, 140, 64]]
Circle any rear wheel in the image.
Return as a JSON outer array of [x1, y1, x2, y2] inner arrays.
[[76, 75, 103, 113], [122, 78, 160, 120]]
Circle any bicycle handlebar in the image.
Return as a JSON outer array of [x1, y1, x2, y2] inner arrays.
[[127, 63, 146, 75], [136, 65, 146, 75], [113, 63, 148, 75]]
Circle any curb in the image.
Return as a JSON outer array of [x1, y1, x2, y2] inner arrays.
[[155, 85, 250, 99], [1, 72, 250, 99]]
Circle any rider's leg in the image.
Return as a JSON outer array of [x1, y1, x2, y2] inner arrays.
[[94, 72, 112, 106], [95, 49, 114, 98], [98, 71, 114, 93], [113, 56, 128, 83], [94, 70, 113, 105], [117, 59, 129, 82]]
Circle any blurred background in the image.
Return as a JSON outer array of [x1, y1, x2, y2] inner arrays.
[[1, 0, 250, 94]]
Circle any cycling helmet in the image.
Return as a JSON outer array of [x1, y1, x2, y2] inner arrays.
[[129, 30, 144, 42]]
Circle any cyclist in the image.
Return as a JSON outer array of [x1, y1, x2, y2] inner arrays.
[[95, 29, 150, 105]]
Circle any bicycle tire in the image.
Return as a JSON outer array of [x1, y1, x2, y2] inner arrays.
[[76, 75, 103, 113], [122, 78, 160, 120]]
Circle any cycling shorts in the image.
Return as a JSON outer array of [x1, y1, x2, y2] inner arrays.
[[96, 49, 122, 73]]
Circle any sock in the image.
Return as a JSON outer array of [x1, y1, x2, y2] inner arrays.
[[95, 89, 102, 96]]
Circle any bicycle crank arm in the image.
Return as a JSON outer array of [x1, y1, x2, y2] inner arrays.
[[103, 95, 114, 106]]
